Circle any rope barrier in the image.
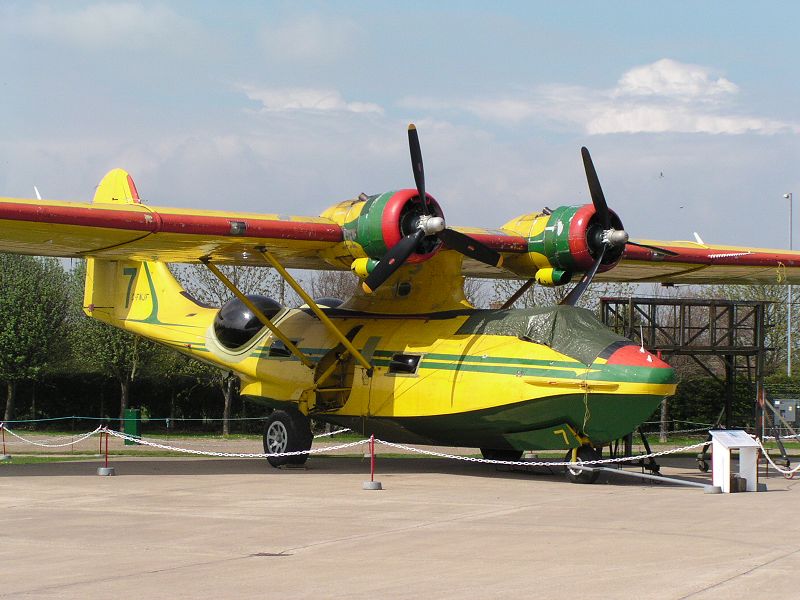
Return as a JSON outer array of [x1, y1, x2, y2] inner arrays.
[[313, 428, 351, 438], [639, 426, 711, 436], [642, 420, 714, 428], [372, 438, 709, 467], [0, 425, 103, 448], [755, 438, 800, 476], [0, 422, 349, 448], [1, 423, 796, 478], [0, 415, 349, 424], [102, 427, 352, 449], [0, 431, 105, 446], [105, 428, 366, 459]]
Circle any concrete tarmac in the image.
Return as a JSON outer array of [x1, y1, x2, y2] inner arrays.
[[1, 455, 799, 599]]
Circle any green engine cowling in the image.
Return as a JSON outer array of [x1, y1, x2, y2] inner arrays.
[[502, 204, 625, 282], [319, 194, 625, 283], [320, 189, 445, 274]]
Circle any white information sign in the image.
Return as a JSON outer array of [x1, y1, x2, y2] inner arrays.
[[709, 430, 760, 492], [709, 430, 759, 449]]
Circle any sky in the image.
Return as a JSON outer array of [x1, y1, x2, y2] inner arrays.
[[1, 1, 799, 248]]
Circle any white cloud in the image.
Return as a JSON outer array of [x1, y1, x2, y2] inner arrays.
[[239, 85, 383, 115], [1, 3, 197, 50], [260, 13, 360, 64], [585, 105, 788, 135], [614, 58, 738, 100], [402, 59, 797, 135]]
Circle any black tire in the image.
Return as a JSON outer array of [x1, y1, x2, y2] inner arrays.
[[564, 446, 601, 484], [480, 448, 524, 462], [263, 409, 313, 468], [697, 459, 709, 473]]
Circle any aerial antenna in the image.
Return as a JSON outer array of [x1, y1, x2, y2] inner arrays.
[[34, 186, 42, 200]]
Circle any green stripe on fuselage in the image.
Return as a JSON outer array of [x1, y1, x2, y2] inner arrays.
[[250, 346, 673, 384]]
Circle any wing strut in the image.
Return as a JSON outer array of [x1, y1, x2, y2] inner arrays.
[[255, 248, 374, 374], [199, 258, 315, 369]]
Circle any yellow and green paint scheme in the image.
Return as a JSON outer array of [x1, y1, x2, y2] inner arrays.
[[85, 252, 675, 451], [7, 165, 800, 453], [78, 171, 675, 452]]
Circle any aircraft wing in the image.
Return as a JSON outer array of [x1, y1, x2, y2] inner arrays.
[[455, 231, 800, 284], [2, 177, 800, 285], [596, 239, 800, 285], [0, 196, 345, 269]]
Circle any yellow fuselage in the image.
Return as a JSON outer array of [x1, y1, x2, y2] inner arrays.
[[86, 259, 675, 451]]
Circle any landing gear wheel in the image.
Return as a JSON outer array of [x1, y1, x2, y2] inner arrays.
[[697, 459, 709, 473], [564, 446, 601, 484], [263, 409, 313, 468], [480, 448, 524, 462]]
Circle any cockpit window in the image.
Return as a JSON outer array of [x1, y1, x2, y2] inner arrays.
[[456, 306, 628, 366], [213, 295, 283, 350]]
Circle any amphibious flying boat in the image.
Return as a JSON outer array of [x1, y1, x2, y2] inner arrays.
[[1, 125, 798, 482]]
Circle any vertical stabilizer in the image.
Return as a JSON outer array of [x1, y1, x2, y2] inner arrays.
[[83, 170, 215, 349], [93, 168, 141, 205]]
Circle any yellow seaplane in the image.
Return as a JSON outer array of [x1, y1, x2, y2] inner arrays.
[[1, 125, 798, 482]]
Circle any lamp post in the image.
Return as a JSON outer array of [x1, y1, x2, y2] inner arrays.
[[785, 192, 793, 377]]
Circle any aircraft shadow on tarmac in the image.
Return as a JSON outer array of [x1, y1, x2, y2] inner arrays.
[[0, 455, 715, 488]]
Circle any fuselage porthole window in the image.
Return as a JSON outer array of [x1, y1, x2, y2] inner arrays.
[[388, 354, 421, 375]]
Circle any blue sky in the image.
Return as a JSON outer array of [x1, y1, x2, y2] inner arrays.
[[1, 1, 799, 247]]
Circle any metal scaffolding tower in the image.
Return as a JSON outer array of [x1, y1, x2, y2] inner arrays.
[[600, 296, 771, 429]]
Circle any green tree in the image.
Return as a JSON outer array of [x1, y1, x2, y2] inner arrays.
[[0, 254, 69, 421]]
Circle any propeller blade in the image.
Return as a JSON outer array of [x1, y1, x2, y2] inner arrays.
[[626, 240, 679, 257], [408, 124, 428, 214], [561, 244, 607, 306], [438, 228, 503, 267], [581, 147, 610, 229], [362, 229, 426, 293]]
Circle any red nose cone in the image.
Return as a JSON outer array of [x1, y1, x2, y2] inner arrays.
[[606, 344, 670, 369]]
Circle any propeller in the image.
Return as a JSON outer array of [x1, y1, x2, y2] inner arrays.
[[408, 124, 427, 215], [561, 147, 678, 306], [363, 125, 503, 293]]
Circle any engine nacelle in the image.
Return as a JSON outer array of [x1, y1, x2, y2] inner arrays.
[[501, 204, 625, 281], [320, 190, 443, 272]]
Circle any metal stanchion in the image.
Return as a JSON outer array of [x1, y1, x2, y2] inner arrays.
[[362, 434, 382, 490], [1, 424, 10, 461], [97, 429, 115, 476]]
